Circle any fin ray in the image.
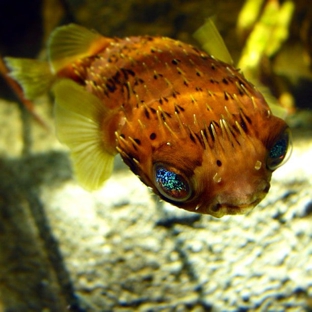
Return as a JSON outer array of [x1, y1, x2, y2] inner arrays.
[[4, 57, 54, 99], [193, 18, 233, 64], [54, 79, 115, 190], [48, 24, 109, 73], [257, 85, 289, 119]]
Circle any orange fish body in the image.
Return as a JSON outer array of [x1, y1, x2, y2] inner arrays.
[[5, 23, 291, 217]]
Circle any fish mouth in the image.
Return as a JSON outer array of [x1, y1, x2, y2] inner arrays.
[[207, 199, 261, 218]]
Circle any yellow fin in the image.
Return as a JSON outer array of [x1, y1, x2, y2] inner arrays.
[[53, 79, 115, 190], [193, 18, 233, 64], [48, 24, 108, 73], [257, 85, 289, 120], [4, 57, 54, 99]]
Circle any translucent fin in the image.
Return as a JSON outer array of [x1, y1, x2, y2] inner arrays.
[[257, 85, 289, 120], [48, 24, 109, 73], [4, 57, 54, 99], [53, 79, 115, 190], [193, 18, 233, 64]]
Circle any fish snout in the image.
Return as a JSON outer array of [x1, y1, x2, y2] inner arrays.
[[204, 179, 271, 218]]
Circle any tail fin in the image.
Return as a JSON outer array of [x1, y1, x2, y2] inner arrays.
[[53, 79, 116, 190], [4, 57, 54, 100]]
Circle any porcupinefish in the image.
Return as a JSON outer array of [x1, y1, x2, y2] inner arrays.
[[5, 20, 291, 217]]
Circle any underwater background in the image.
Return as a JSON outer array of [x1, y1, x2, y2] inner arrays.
[[0, 0, 311, 311]]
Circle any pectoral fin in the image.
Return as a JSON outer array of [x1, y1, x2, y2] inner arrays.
[[53, 79, 115, 190]]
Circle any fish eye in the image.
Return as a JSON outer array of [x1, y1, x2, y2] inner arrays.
[[153, 164, 191, 202], [267, 128, 292, 171]]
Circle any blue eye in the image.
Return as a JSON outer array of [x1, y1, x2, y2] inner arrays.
[[154, 164, 191, 202], [267, 129, 292, 170]]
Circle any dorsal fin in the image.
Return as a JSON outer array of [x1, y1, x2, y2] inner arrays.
[[48, 24, 110, 73], [53, 79, 116, 190], [193, 18, 233, 64]]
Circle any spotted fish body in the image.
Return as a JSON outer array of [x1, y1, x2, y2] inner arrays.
[[5, 23, 291, 217]]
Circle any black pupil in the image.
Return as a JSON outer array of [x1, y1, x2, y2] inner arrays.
[[155, 168, 188, 199], [270, 137, 287, 159], [267, 130, 291, 170]]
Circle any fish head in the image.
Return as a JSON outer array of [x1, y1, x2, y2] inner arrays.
[[149, 116, 290, 217], [117, 104, 291, 217]]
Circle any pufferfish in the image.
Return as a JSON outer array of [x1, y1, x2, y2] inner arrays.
[[5, 20, 291, 217]]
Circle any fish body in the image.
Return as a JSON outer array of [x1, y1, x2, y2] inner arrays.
[[5, 22, 291, 217]]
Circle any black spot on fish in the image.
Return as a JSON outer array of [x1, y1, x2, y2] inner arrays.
[[174, 105, 185, 114], [245, 115, 252, 124], [212, 121, 219, 128], [216, 160, 222, 167], [108, 55, 117, 63], [189, 132, 196, 143], [112, 71, 121, 84], [222, 78, 229, 85], [134, 138, 141, 145], [127, 69, 135, 76], [144, 107, 150, 119], [121, 68, 135, 80], [239, 118, 248, 132], [165, 111, 171, 118], [150, 133, 156, 140], [134, 78, 145, 86], [150, 107, 157, 114], [171, 59, 180, 65], [106, 78, 117, 93]]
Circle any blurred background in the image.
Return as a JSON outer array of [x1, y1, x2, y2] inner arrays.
[[1, 0, 312, 117]]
